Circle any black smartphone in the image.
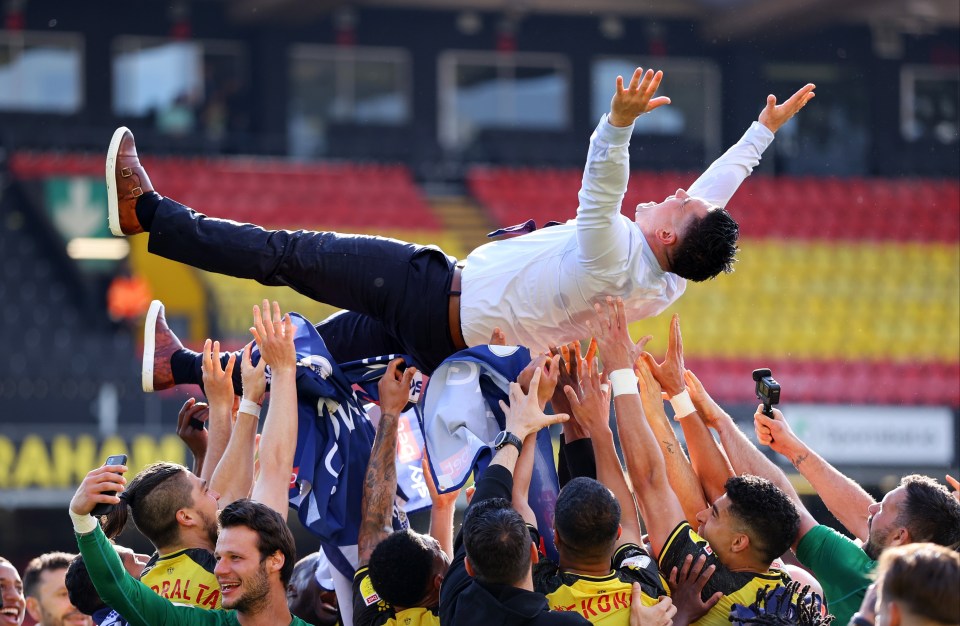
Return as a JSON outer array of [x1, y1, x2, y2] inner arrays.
[[90, 454, 128, 517]]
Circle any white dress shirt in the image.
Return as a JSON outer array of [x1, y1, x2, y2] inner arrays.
[[460, 114, 775, 351]]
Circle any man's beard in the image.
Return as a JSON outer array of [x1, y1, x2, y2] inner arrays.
[[229, 563, 271, 614]]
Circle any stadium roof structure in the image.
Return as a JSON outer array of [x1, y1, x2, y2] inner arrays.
[[225, 0, 959, 41]]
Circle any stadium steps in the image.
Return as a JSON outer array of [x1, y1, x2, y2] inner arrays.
[[427, 195, 498, 254]]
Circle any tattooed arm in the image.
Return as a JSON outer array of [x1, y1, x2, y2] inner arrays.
[[358, 358, 417, 566], [755, 407, 875, 542]]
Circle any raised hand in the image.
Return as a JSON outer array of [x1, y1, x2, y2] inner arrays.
[[636, 355, 666, 421], [589, 297, 651, 372], [551, 342, 590, 440], [489, 327, 507, 346], [378, 358, 417, 417], [640, 314, 685, 397], [754, 406, 801, 456], [176, 398, 209, 462], [70, 463, 128, 516], [683, 369, 727, 429], [501, 368, 569, 440], [668, 554, 722, 626], [947, 475, 960, 502], [250, 300, 296, 374], [517, 354, 560, 409], [564, 357, 612, 435], [240, 342, 267, 405], [610, 68, 671, 128], [201, 338, 236, 409], [759, 83, 816, 133]]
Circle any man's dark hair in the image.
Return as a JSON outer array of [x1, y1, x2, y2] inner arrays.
[[368, 530, 436, 607], [669, 207, 739, 282], [462, 498, 531, 586], [725, 475, 800, 564], [101, 462, 194, 549], [64, 555, 105, 616], [23, 551, 74, 598], [220, 499, 296, 586], [896, 475, 960, 549], [554, 477, 621, 560]]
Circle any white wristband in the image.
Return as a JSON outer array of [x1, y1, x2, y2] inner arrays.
[[609, 369, 639, 397], [238, 398, 262, 418], [669, 389, 696, 419], [69, 509, 99, 534]]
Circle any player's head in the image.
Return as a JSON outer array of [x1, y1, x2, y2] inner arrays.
[[635, 188, 739, 282], [0, 556, 26, 626], [863, 475, 960, 560], [875, 543, 960, 626], [696, 475, 799, 568], [23, 552, 90, 626], [101, 462, 220, 552], [286, 552, 340, 626], [215, 499, 296, 613], [368, 529, 449, 609], [463, 498, 536, 587], [553, 477, 622, 564], [65, 548, 146, 617]]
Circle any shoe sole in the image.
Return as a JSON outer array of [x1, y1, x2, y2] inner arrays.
[[142, 300, 162, 392], [106, 127, 130, 237]]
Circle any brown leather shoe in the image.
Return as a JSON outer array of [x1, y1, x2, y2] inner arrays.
[[106, 127, 154, 236], [143, 300, 182, 392]]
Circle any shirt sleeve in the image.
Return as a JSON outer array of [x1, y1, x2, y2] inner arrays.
[[76, 525, 203, 626], [796, 525, 875, 597], [575, 115, 635, 273], [352, 566, 393, 626], [686, 121, 775, 208]]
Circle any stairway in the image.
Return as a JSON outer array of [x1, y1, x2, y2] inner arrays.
[[426, 195, 497, 258]]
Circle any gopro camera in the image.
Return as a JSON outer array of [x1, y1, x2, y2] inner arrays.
[[752, 368, 781, 417]]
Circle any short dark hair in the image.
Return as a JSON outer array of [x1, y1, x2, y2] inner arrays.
[[101, 462, 193, 549], [554, 477, 621, 560], [896, 475, 960, 549], [219, 499, 296, 586], [725, 475, 800, 564], [669, 207, 739, 282], [877, 543, 960, 624], [368, 530, 435, 607], [462, 498, 531, 586], [23, 551, 74, 598], [64, 554, 105, 616]]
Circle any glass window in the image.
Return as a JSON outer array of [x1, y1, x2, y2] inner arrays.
[[0, 32, 83, 113], [112, 37, 246, 140], [439, 51, 570, 149], [591, 57, 720, 160], [288, 45, 410, 157], [901, 65, 959, 144]]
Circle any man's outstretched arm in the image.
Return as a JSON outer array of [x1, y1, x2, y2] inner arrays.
[[357, 358, 417, 567], [687, 84, 815, 208], [577, 67, 670, 270], [755, 408, 875, 541]]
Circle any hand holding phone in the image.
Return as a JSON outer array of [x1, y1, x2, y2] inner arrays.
[[90, 454, 128, 517]]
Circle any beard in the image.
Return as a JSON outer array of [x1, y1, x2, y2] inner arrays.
[[863, 519, 890, 561], [227, 563, 271, 614], [198, 509, 220, 547]]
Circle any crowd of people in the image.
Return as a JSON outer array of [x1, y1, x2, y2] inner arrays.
[[3, 68, 958, 626]]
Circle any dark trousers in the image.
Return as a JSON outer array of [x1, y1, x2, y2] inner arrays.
[[149, 196, 460, 379]]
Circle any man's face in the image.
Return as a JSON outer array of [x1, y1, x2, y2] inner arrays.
[[286, 560, 339, 626], [214, 526, 274, 614], [695, 494, 740, 563], [635, 188, 712, 237], [423, 534, 451, 607], [183, 472, 221, 546], [24, 568, 91, 626], [0, 562, 25, 626], [864, 487, 908, 560]]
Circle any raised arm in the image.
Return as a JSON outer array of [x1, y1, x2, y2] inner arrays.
[[639, 315, 721, 517], [594, 299, 686, 558], [687, 83, 815, 208], [755, 407, 875, 541], [357, 358, 416, 566], [175, 398, 209, 477], [577, 68, 670, 270], [512, 356, 560, 527], [211, 342, 266, 507], [552, 342, 597, 485], [198, 339, 236, 485], [704, 399, 818, 547], [564, 350, 643, 547], [423, 453, 459, 560], [250, 300, 299, 519]]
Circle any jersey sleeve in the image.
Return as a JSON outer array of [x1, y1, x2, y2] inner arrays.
[[353, 565, 394, 626], [76, 526, 214, 626], [612, 543, 668, 597]]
